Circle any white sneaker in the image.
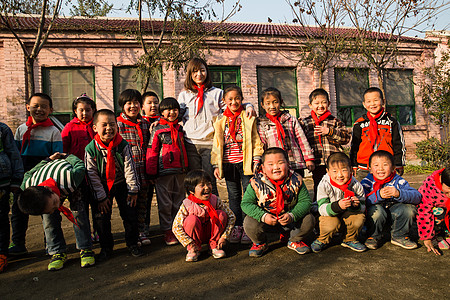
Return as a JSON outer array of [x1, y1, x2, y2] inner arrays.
[[230, 226, 243, 243], [139, 232, 151, 246]]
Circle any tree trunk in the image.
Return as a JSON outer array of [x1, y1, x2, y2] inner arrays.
[[318, 71, 323, 88], [376, 68, 385, 102], [25, 56, 35, 100]]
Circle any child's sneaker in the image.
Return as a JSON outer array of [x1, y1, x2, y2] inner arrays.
[[91, 232, 100, 243], [128, 245, 144, 257], [139, 232, 152, 246], [365, 237, 379, 250], [0, 254, 7, 273], [97, 248, 113, 262], [249, 243, 269, 257], [391, 237, 417, 249], [240, 230, 252, 244], [80, 249, 95, 268], [164, 230, 179, 246], [287, 241, 311, 255], [48, 253, 67, 271], [8, 242, 27, 256], [311, 239, 326, 253], [186, 249, 200, 262], [230, 226, 243, 243], [341, 241, 367, 252], [211, 248, 226, 259], [435, 236, 450, 250]]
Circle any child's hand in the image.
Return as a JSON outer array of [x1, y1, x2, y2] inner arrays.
[[213, 168, 222, 180], [314, 125, 330, 136], [339, 198, 352, 210], [380, 187, 399, 199], [306, 161, 315, 172], [98, 198, 111, 214], [217, 237, 227, 249], [49, 152, 66, 160], [350, 196, 360, 207], [424, 239, 441, 256], [245, 105, 256, 117], [263, 214, 278, 226], [127, 194, 138, 207], [149, 120, 159, 131], [278, 213, 293, 226]]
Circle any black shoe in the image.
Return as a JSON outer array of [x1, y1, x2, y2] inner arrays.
[[129, 245, 144, 257], [97, 248, 113, 262]]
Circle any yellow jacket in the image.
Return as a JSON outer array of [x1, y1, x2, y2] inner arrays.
[[211, 111, 264, 177]]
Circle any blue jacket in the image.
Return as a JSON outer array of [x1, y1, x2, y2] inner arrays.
[[0, 122, 24, 188], [361, 173, 421, 206]]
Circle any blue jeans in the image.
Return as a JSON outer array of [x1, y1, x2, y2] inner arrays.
[[185, 143, 218, 196], [0, 187, 10, 255], [366, 203, 417, 240], [223, 162, 251, 226]]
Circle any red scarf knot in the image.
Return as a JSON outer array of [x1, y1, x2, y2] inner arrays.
[[94, 133, 123, 192], [76, 117, 94, 140], [330, 177, 355, 198], [193, 84, 205, 116], [223, 106, 244, 143], [21, 116, 54, 153], [117, 114, 144, 148], [311, 110, 331, 148], [367, 109, 384, 149], [266, 112, 286, 148], [187, 194, 223, 229], [268, 177, 286, 218], [159, 118, 180, 150]]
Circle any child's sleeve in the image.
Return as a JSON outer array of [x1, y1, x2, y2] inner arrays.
[[251, 117, 264, 159], [14, 126, 23, 153], [289, 181, 312, 222], [293, 118, 314, 162], [84, 148, 108, 202], [122, 144, 140, 194], [350, 123, 362, 168], [392, 119, 406, 167], [241, 183, 267, 222], [256, 119, 268, 148], [328, 118, 351, 145], [216, 197, 236, 240], [146, 128, 161, 177], [1, 124, 24, 188], [317, 181, 344, 216], [352, 181, 366, 213], [172, 203, 194, 247], [361, 177, 381, 205], [210, 119, 222, 168], [61, 123, 71, 154], [51, 127, 63, 154], [20, 159, 49, 191], [65, 154, 86, 188], [394, 177, 421, 205], [417, 181, 435, 240]]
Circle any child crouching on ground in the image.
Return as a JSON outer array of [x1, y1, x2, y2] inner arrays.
[[241, 147, 315, 257], [172, 170, 235, 262], [311, 152, 366, 253], [361, 150, 421, 250], [417, 167, 450, 255]]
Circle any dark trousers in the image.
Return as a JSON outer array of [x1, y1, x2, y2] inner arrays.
[[185, 142, 218, 196], [0, 187, 10, 255], [223, 162, 251, 226], [312, 165, 327, 202], [145, 183, 155, 227], [92, 183, 139, 250], [10, 192, 29, 247]]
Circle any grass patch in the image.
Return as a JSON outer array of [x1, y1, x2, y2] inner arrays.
[[404, 164, 436, 175]]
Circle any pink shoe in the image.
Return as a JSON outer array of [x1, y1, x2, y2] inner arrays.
[[211, 248, 226, 259], [230, 226, 243, 244], [186, 244, 200, 262], [241, 230, 252, 245], [164, 230, 179, 246], [436, 236, 450, 250]]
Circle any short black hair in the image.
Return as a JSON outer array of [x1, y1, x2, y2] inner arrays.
[[142, 91, 160, 102], [309, 88, 330, 103], [27, 93, 53, 108], [184, 169, 212, 195], [93, 109, 116, 125], [224, 85, 243, 99], [261, 147, 288, 164], [326, 152, 351, 169], [118, 89, 142, 109], [18, 186, 53, 215], [363, 87, 384, 102], [368, 150, 395, 167], [159, 97, 180, 115], [441, 168, 450, 187], [72, 94, 96, 116], [261, 87, 283, 105]]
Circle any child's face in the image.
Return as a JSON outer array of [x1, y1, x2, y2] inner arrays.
[[161, 108, 179, 122], [370, 156, 395, 180], [224, 90, 243, 113], [142, 96, 159, 116], [192, 181, 212, 200], [26, 96, 53, 123], [262, 153, 289, 181], [261, 95, 281, 116], [75, 102, 94, 123], [441, 183, 450, 198], [191, 64, 207, 86], [43, 192, 61, 214], [123, 100, 141, 120], [309, 95, 330, 117], [363, 91, 384, 116], [327, 162, 351, 185], [93, 114, 118, 143]]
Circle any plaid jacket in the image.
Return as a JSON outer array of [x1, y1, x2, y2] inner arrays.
[[117, 113, 150, 188], [257, 111, 314, 170], [300, 114, 351, 166]]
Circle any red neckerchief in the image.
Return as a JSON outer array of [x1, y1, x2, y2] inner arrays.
[[159, 118, 179, 150], [367, 172, 396, 200], [311, 110, 331, 148], [266, 112, 286, 148], [367, 109, 384, 149], [38, 178, 79, 228], [330, 177, 355, 198], [94, 133, 123, 192], [223, 106, 244, 143], [267, 177, 285, 218], [193, 84, 205, 116], [434, 168, 450, 230], [75, 117, 94, 140], [117, 113, 144, 148], [21, 116, 54, 153], [188, 194, 223, 229], [142, 115, 159, 123]]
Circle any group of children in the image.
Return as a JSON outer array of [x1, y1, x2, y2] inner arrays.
[[0, 57, 449, 274]]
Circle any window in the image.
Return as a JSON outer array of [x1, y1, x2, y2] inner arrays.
[[257, 67, 298, 117], [42, 67, 95, 125], [210, 66, 241, 90], [113, 66, 163, 113], [384, 69, 415, 125], [335, 68, 369, 126]]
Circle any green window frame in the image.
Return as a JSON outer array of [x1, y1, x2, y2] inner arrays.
[[257, 67, 298, 117], [384, 69, 415, 125], [335, 68, 369, 126], [42, 67, 96, 125], [210, 66, 241, 90], [113, 66, 163, 114]]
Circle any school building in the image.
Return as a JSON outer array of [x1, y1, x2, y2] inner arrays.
[[0, 16, 443, 160]]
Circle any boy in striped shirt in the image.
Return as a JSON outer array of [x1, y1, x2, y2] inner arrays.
[[18, 152, 94, 271]]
